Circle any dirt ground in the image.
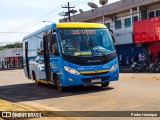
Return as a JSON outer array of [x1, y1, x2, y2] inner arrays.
[[0, 99, 82, 120], [0, 99, 32, 111], [0, 70, 160, 120]]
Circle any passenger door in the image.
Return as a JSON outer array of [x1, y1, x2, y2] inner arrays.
[[43, 30, 59, 82], [43, 33, 51, 82], [25, 42, 30, 78]]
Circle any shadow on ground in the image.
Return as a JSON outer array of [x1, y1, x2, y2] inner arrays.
[[0, 83, 114, 102]]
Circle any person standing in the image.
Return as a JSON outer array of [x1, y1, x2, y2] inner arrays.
[[142, 53, 146, 60], [149, 51, 152, 64], [156, 51, 160, 63], [119, 54, 122, 66], [138, 52, 143, 63], [126, 56, 129, 66]]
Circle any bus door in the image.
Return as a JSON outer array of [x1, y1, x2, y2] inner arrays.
[[43, 32, 51, 82], [43, 30, 59, 82], [25, 42, 30, 78]]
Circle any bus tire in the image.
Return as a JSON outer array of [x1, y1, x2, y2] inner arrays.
[[53, 73, 65, 92], [57, 79, 65, 92], [101, 82, 109, 87], [32, 72, 41, 86]]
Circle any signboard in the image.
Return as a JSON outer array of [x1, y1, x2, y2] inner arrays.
[[12, 48, 22, 56]]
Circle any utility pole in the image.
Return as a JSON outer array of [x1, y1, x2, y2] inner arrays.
[[62, 2, 75, 22]]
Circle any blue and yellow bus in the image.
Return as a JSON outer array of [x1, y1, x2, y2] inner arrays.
[[23, 22, 119, 91]]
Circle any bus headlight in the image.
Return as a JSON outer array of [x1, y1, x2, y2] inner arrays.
[[110, 63, 119, 72], [64, 66, 80, 75]]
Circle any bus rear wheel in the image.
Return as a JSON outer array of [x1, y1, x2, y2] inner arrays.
[[101, 82, 109, 87], [33, 72, 41, 86], [35, 79, 42, 86]]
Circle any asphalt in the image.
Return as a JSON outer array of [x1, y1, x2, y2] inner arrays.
[[0, 70, 160, 120]]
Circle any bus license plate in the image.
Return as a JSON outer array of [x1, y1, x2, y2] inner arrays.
[[91, 78, 101, 83]]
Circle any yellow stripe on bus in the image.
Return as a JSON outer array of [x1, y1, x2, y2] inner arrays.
[[80, 70, 109, 74], [56, 22, 106, 28], [36, 79, 53, 85]]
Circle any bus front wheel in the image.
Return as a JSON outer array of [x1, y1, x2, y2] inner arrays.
[[53, 73, 65, 92], [57, 79, 65, 92], [101, 82, 109, 87]]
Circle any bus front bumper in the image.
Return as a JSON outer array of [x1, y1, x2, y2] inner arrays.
[[61, 68, 119, 87]]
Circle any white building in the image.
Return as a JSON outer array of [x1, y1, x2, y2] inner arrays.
[[0, 48, 23, 69]]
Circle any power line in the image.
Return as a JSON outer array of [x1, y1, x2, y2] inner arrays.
[[16, 0, 92, 30], [0, 9, 61, 38], [5, 0, 89, 32], [1, 7, 61, 33], [0, 6, 63, 36], [0, 0, 93, 39], [0, 32, 30, 34]]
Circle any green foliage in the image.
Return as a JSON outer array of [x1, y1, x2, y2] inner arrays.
[[0, 42, 22, 50]]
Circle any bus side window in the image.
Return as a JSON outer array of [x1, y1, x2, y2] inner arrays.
[[49, 33, 59, 56]]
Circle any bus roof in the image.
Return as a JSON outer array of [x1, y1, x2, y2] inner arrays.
[[23, 22, 107, 40]]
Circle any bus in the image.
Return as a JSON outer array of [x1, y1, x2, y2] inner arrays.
[[23, 22, 119, 92]]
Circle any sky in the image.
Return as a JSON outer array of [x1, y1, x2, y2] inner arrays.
[[0, 0, 119, 44]]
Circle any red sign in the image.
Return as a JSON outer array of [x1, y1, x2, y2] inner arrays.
[[134, 16, 160, 43]]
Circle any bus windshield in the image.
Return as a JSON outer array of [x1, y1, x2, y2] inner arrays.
[[58, 28, 115, 56]]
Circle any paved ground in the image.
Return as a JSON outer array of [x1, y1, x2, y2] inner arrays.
[[0, 70, 160, 120]]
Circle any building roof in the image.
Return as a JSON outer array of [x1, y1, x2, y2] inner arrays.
[[59, 0, 160, 22], [0, 48, 22, 58]]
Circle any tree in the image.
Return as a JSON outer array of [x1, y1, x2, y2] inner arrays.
[[0, 42, 22, 50]]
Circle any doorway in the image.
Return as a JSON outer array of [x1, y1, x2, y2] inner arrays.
[[25, 42, 30, 78]]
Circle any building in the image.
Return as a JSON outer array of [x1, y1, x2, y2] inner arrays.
[[60, 0, 160, 64], [134, 15, 160, 62], [0, 48, 23, 69]]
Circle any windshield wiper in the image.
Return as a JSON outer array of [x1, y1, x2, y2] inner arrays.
[[102, 51, 116, 58]]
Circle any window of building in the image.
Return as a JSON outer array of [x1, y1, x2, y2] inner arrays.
[[125, 18, 131, 27], [5, 61, 7, 65], [105, 23, 110, 29], [156, 10, 160, 17], [148, 11, 155, 18], [115, 20, 121, 29], [133, 16, 138, 22]]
